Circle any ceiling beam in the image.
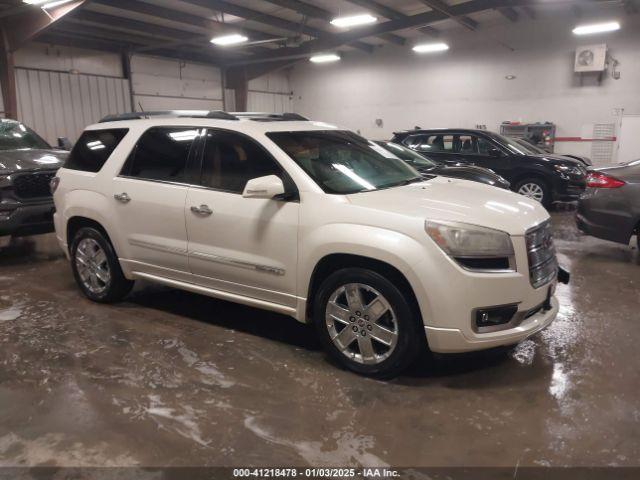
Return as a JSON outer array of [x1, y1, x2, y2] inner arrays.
[[0, 0, 86, 51], [418, 0, 479, 31], [343, 0, 406, 20], [180, 0, 374, 53], [226, 0, 555, 66], [262, 0, 405, 45], [497, 7, 519, 21], [90, 0, 275, 41]]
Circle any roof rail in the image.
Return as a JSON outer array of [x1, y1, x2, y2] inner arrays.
[[230, 112, 309, 122], [99, 110, 239, 123]]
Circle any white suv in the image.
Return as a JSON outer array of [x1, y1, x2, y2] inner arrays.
[[52, 111, 563, 377]]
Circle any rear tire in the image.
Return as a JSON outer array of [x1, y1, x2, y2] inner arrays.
[[312, 268, 424, 378], [70, 227, 133, 303], [515, 177, 551, 208]]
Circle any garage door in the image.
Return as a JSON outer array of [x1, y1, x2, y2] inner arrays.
[[15, 67, 131, 145]]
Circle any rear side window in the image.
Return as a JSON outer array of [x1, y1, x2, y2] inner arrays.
[[120, 127, 197, 183], [65, 129, 128, 173]]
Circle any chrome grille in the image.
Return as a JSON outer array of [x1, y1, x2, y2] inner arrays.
[[13, 172, 55, 200], [526, 221, 558, 288]]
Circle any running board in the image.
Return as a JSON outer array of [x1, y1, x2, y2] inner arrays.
[[131, 271, 297, 317]]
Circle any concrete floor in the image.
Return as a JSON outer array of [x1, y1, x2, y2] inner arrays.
[[0, 211, 638, 469]]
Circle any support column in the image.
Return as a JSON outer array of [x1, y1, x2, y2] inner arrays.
[[0, 28, 17, 119]]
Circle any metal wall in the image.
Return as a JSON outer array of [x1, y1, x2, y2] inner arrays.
[[248, 71, 293, 113], [15, 67, 131, 145]]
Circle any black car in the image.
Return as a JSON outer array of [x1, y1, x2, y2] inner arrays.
[[0, 119, 67, 241], [513, 137, 592, 167], [391, 128, 588, 208], [373, 141, 510, 189]]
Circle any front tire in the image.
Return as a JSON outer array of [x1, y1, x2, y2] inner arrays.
[[70, 227, 133, 303], [515, 177, 551, 208], [312, 268, 424, 378]]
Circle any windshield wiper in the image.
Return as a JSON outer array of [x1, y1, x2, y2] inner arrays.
[[377, 177, 425, 190]]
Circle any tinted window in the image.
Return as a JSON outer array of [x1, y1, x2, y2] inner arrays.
[[201, 129, 282, 193], [65, 129, 128, 173], [268, 130, 422, 195], [0, 119, 50, 150], [405, 133, 478, 154], [121, 127, 197, 182]]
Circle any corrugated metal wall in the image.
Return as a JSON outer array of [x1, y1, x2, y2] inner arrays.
[[248, 71, 293, 113], [15, 67, 131, 145], [131, 55, 223, 112]]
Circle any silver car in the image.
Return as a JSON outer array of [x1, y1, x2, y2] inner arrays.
[[577, 160, 640, 249]]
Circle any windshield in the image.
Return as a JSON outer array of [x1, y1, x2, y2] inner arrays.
[[267, 130, 423, 194], [514, 138, 547, 155], [374, 141, 437, 168], [486, 132, 532, 156], [0, 120, 50, 150]]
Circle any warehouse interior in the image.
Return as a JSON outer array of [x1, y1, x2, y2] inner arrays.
[[0, 0, 639, 476]]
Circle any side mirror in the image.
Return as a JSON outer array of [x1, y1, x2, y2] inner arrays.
[[57, 137, 72, 151], [242, 175, 285, 199]]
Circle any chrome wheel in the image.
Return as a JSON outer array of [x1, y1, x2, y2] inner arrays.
[[325, 283, 399, 365], [75, 238, 111, 295], [518, 182, 544, 202]]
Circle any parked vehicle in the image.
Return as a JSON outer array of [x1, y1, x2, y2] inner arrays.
[[0, 119, 67, 242], [513, 137, 592, 167], [391, 128, 588, 208], [577, 160, 640, 249], [373, 141, 510, 189], [53, 111, 566, 378]]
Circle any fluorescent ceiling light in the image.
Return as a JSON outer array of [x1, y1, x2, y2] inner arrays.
[[310, 54, 341, 63], [413, 42, 449, 53], [330, 14, 377, 28], [210, 34, 248, 46], [572, 21, 620, 35], [23, 0, 73, 7]]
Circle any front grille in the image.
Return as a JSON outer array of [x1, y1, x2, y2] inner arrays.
[[13, 172, 55, 200], [525, 220, 558, 288]]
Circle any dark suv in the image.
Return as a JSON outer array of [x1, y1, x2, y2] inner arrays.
[[391, 128, 587, 207], [0, 119, 67, 241]]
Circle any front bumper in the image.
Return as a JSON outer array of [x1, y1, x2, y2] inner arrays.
[[0, 202, 55, 237], [425, 296, 558, 353]]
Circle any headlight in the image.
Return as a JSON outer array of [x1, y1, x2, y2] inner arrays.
[[425, 220, 515, 271], [553, 165, 582, 177]]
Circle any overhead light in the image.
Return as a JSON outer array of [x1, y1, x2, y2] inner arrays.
[[210, 34, 248, 46], [572, 21, 620, 35], [310, 54, 341, 63], [330, 14, 377, 28], [413, 42, 449, 53], [23, 0, 74, 8]]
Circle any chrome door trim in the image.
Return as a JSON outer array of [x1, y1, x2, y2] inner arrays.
[[128, 239, 188, 256], [190, 251, 285, 276]]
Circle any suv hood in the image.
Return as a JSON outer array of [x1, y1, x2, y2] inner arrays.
[[0, 149, 67, 174], [346, 177, 549, 236], [529, 153, 583, 167]]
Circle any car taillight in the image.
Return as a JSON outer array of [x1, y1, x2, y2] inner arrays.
[[50, 176, 60, 194], [586, 171, 625, 188]]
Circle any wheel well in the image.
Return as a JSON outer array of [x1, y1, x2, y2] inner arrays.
[[511, 172, 549, 190], [306, 253, 421, 323], [66, 217, 113, 253]]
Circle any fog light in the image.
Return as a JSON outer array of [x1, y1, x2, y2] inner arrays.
[[475, 304, 518, 329]]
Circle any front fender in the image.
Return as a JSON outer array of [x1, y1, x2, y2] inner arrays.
[[299, 223, 434, 325]]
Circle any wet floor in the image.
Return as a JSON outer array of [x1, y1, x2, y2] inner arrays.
[[0, 211, 638, 468]]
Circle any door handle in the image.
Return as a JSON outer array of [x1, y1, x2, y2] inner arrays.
[[191, 205, 213, 216], [114, 192, 131, 203]]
